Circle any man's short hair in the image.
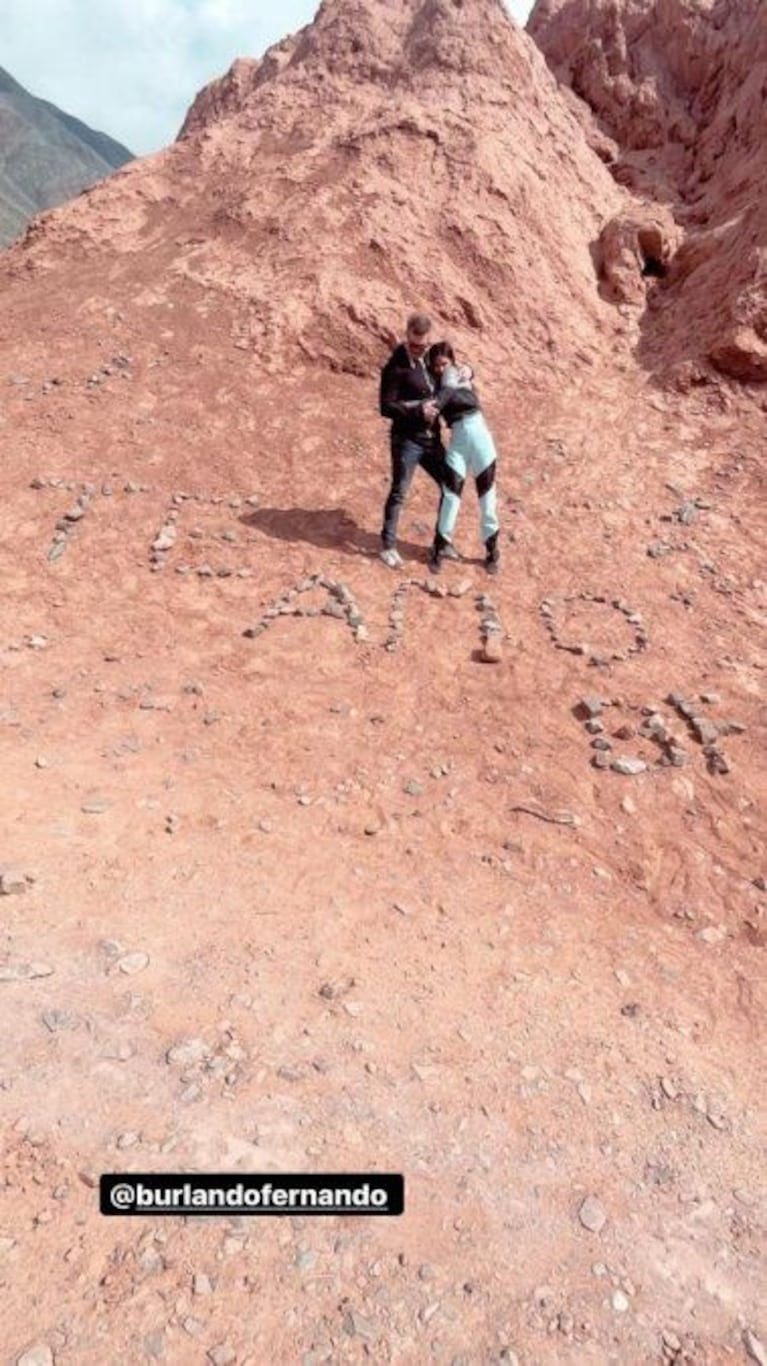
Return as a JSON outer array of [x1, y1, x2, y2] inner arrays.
[[406, 312, 432, 336]]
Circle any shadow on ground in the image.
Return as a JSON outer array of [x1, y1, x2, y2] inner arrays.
[[241, 506, 429, 562]]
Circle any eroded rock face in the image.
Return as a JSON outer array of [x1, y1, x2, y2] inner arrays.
[[599, 208, 681, 304], [1, 0, 628, 384], [530, 0, 767, 382]]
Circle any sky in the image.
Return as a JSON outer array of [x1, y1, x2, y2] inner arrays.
[[1, 0, 535, 155]]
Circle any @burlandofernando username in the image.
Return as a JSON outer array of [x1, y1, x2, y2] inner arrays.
[[103, 1178, 401, 1212]]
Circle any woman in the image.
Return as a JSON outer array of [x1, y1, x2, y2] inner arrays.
[[422, 342, 500, 575]]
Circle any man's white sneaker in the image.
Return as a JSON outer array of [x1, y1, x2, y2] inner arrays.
[[380, 548, 404, 569]]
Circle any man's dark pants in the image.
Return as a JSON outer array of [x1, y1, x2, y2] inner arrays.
[[381, 433, 444, 550]]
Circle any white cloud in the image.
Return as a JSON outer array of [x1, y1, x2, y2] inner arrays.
[[504, 0, 534, 21], [0, 0, 535, 155], [0, 0, 317, 153]]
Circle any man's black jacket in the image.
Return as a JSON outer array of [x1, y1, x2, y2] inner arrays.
[[379, 343, 439, 444]]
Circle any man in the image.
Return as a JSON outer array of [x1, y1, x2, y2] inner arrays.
[[378, 313, 458, 568]]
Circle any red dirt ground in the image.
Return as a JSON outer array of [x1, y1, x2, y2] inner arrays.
[[0, 0, 765, 1361]]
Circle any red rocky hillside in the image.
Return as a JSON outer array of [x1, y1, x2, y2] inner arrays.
[[530, 0, 767, 383], [1, 0, 630, 386]]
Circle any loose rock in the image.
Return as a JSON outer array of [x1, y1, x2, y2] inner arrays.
[[744, 1330, 767, 1366], [166, 1038, 212, 1067], [578, 1196, 607, 1233], [117, 952, 150, 976], [0, 868, 28, 896], [17, 1349, 54, 1366], [207, 1347, 236, 1366], [611, 757, 647, 775]]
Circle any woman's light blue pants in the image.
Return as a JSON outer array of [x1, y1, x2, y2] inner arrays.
[[437, 412, 499, 545]]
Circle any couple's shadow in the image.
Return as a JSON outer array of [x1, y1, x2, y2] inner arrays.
[[241, 506, 428, 562]]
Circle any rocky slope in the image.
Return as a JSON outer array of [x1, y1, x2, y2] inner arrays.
[[529, 0, 767, 382], [0, 1, 765, 1362], [1, 0, 629, 385], [0, 65, 132, 247]]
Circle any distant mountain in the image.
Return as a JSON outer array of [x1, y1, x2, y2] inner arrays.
[[0, 65, 133, 246]]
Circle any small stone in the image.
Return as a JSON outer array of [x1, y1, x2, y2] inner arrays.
[[166, 1038, 211, 1067], [16, 1348, 54, 1366], [139, 1248, 163, 1275], [0, 868, 28, 896], [0, 962, 54, 981], [206, 1344, 236, 1366], [449, 578, 472, 598], [578, 696, 604, 719], [81, 797, 110, 814], [116, 1131, 140, 1149], [691, 717, 719, 745], [660, 1076, 677, 1100], [578, 1196, 607, 1233], [342, 1311, 375, 1340], [743, 1330, 767, 1366], [403, 780, 423, 797], [667, 745, 688, 767], [277, 1065, 305, 1082], [194, 1273, 214, 1296], [613, 724, 636, 741], [102, 1042, 135, 1061], [611, 757, 647, 775], [41, 1009, 74, 1033], [117, 952, 150, 976], [611, 1290, 630, 1314], [481, 636, 503, 663], [696, 926, 726, 946]]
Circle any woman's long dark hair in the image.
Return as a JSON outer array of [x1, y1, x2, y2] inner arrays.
[[427, 340, 475, 392], [426, 341, 455, 376]]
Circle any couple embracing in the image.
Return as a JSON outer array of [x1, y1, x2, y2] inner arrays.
[[378, 312, 501, 577]]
